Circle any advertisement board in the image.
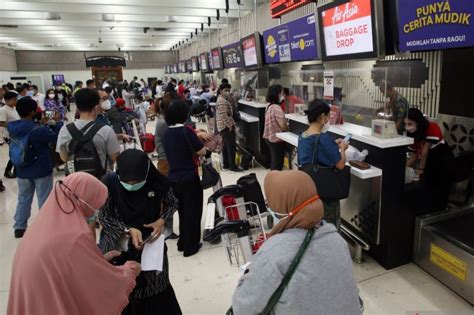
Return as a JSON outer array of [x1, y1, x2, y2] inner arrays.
[[173, 64, 178, 74], [179, 61, 185, 73], [241, 32, 263, 68], [222, 42, 243, 68], [397, 0, 474, 52], [319, 0, 379, 61], [186, 60, 192, 73], [211, 47, 223, 69], [264, 15, 318, 63]]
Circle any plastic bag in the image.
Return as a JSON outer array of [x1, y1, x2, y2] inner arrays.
[[346, 145, 368, 162]]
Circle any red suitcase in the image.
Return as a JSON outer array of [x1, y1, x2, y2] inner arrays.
[[140, 133, 156, 153]]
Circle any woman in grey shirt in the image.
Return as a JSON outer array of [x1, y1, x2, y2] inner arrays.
[[232, 170, 360, 315]]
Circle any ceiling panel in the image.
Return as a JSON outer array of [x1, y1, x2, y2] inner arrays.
[[0, 0, 255, 51]]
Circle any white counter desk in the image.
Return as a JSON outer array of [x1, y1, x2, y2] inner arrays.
[[238, 100, 268, 109], [285, 113, 413, 149], [276, 131, 383, 180]]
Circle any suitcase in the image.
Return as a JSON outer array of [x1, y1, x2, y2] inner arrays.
[[140, 133, 155, 153], [237, 173, 267, 214]]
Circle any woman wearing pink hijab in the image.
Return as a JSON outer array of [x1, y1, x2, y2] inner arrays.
[[7, 172, 141, 315]]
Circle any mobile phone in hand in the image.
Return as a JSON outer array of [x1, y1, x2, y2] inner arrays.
[[343, 133, 352, 143]]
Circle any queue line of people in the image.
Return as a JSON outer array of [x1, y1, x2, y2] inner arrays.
[[2, 75, 452, 315]]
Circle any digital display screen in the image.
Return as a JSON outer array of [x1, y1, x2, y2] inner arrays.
[[208, 51, 214, 70], [222, 42, 243, 68], [191, 56, 199, 72], [199, 53, 209, 71], [270, 0, 315, 19], [211, 47, 223, 69], [186, 59, 192, 73], [179, 61, 185, 73], [241, 32, 263, 68], [173, 64, 178, 73], [319, 0, 377, 61]]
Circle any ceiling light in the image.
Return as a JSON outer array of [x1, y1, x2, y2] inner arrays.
[[102, 14, 115, 22], [88, 43, 97, 48], [166, 16, 178, 23], [7, 43, 17, 47], [44, 12, 61, 20]]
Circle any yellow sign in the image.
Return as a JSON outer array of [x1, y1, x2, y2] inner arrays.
[[430, 243, 468, 281]]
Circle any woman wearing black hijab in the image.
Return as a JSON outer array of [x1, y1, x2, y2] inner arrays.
[[99, 149, 182, 315]]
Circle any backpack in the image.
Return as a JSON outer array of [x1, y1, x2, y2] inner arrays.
[[65, 121, 106, 178], [9, 126, 40, 167]]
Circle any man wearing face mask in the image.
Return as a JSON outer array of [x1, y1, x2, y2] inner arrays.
[[216, 83, 243, 172], [377, 80, 409, 135], [31, 85, 45, 111], [56, 88, 121, 178], [297, 99, 349, 231], [263, 85, 289, 170], [97, 89, 131, 142]]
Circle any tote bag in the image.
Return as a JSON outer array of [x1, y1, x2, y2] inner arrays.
[[299, 135, 351, 200]]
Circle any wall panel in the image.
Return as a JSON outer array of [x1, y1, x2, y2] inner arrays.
[[0, 48, 18, 71]]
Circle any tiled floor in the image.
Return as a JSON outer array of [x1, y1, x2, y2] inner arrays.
[[0, 116, 473, 315]]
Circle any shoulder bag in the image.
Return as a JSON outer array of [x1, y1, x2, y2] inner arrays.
[[182, 127, 220, 189], [298, 135, 351, 200], [226, 228, 315, 315]]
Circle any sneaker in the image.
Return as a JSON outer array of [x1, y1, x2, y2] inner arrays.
[[0, 180, 5, 192], [166, 233, 179, 240], [14, 229, 26, 239]]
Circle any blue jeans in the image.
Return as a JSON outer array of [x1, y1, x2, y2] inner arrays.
[[14, 175, 53, 230]]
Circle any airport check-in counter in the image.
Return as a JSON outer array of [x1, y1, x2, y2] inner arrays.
[[236, 100, 270, 168], [277, 113, 415, 269]]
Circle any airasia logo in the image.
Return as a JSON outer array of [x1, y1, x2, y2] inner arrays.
[[331, 2, 359, 25]]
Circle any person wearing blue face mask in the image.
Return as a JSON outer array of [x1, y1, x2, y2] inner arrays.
[[99, 149, 182, 315]]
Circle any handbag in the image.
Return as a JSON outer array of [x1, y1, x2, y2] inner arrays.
[[226, 228, 315, 315], [299, 135, 351, 200], [183, 128, 220, 189]]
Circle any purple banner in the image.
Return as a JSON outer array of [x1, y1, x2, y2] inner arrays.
[[263, 14, 318, 63], [222, 41, 243, 68], [398, 0, 474, 51], [52, 74, 65, 86]]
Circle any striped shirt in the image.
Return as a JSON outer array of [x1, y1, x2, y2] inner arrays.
[[263, 104, 288, 143]]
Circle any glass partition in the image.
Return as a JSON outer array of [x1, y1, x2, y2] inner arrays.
[[288, 67, 413, 131]]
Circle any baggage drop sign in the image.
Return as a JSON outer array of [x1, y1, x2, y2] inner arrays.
[[398, 0, 474, 51], [321, 0, 374, 57]]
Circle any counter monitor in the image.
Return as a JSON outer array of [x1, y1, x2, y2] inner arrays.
[[318, 0, 384, 61], [241, 32, 264, 69]]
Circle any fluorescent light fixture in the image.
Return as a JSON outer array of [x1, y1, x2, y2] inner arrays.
[[166, 16, 179, 23], [102, 14, 115, 22], [44, 12, 61, 20]]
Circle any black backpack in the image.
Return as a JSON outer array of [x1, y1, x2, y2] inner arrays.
[[66, 121, 106, 178]]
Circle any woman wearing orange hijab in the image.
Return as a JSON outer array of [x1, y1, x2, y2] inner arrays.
[[232, 170, 360, 315], [7, 172, 141, 315]]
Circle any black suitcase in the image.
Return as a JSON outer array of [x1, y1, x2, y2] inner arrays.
[[237, 173, 267, 214]]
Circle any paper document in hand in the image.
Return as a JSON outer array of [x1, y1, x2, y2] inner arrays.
[[141, 234, 165, 271]]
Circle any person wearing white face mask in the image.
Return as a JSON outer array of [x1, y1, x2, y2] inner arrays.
[[31, 85, 45, 110], [216, 83, 243, 172], [263, 85, 289, 170], [297, 99, 348, 231], [96, 89, 131, 143], [44, 88, 65, 121]]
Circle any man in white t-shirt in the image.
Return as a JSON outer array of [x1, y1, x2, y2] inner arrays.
[[0, 92, 20, 178], [31, 85, 45, 111], [56, 88, 120, 175]]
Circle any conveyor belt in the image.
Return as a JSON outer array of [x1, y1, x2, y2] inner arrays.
[[430, 212, 474, 255]]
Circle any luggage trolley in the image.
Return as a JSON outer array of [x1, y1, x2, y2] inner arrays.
[[204, 185, 269, 267]]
